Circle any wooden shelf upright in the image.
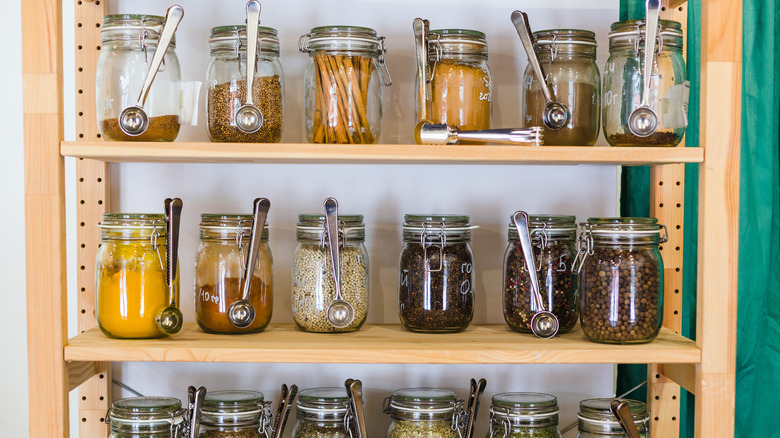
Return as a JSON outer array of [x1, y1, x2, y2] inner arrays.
[[22, 0, 741, 436]]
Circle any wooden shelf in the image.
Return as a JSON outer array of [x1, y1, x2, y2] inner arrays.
[[64, 323, 701, 364], [60, 141, 704, 165]]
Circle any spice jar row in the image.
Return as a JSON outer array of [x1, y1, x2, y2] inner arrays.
[[95, 198, 667, 345], [106, 379, 650, 438], [97, 3, 687, 146]]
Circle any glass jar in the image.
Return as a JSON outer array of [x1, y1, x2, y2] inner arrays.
[[398, 215, 475, 333], [487, 392, 561, 438], [195, 214, 273, 334], [207, 25, 284, 143], [382, 388, 462, 438], [577, 398, 648, 437], [503, 214, 578, 334], [199, 390, 273, 438], [96, 214, 179, 339], [425, 29, 491, 132], [291, 214, 369, 332], [577, 218, 667, 344], [522, 30, 600, 146], [292, 387, 353, 438], [107, 396, 186, 437], [299, 25, 392, 144], [602, 20, 688, 146], [97, 14, 182, 141]]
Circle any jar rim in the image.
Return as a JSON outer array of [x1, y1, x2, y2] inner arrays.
[[209, 25, 280, 48], [534, 29, 597, 46], [578, 398, 647, 423], [109, 397, 184, 422], [297, 387, 350, 405], [584, 217, 662, 233], [103, 14, 165, 24], [203, 390, 265, 407], [100, 213, 166, 230], [297, 214, 365, 227], [403, 214, 470, 227], [391, 387, 456, 404], [491, 392, 558, 411]]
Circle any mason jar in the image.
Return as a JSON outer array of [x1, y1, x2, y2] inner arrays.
[[291, 214, 368, 332], [577, 398, 648, 437], [195, 214, 273, 334], [198, 390, 273, 438], [96, 14, 182, 141], [291, 387, 353, 438], [503, 215, 578, 334], [207, 25, 284, 143], [299, 25, 392, 144], [382, 388, 462, 438], [107, 396, 186, 437], [522, 30, 600, 146], [487, 392, 561, 438], [425, 29, 491, 133], [399, 215, 475, 333], [577, 218, 667, 344], [96, 214, 179, 339], [603, 20, 688, 146]]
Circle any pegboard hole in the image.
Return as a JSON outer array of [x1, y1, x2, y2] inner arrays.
[[672, 395, 677, 400], [100, 417, 105, 423], [80, 309, 86, 314], [676, 181, 681, 186], [672, 417, 678, 421], [659, 181, 663, 186], [78, 112, 83, 117], [659, 245, 663, 251], [676, 203, 682, 208], [654, 417, 660, 421], [659, 203, 664, 208], [676, 225, 681, 229], [97, 133, 102, 139], [655, 396, 660, 400], [81, 418, 86, 423], [96, 0, 101, 4], [100, 396, 104, 401], [81, 243, 86, 248], [99, 374, 105, 379], [661, 6, 666, 11], [675, 289, 680, 294], [78, 89, 83, 94], [97, 46, 101, 51], [80, 200, 85, 204], [79, 133, 84, 138], [675, 267, 681, 272], [98, 200, 103, 205], [80, 265, 85, 270], [80, 222, 85, 227], [77, 23, 82, 28], [674, 310, 679, 315], [82, 396, 86, 401], [678, 6, 683, 11], [78, 67, 83, 72], [656, 374, 661, 379], [675, 246, 680, 251], [96, 23, 101, 28], [97, 177, 103, 182], [79, 177, 84, 182], [77, 45, 82, 50]]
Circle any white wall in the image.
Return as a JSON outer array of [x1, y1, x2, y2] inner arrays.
[[2, 0, 624, 437]]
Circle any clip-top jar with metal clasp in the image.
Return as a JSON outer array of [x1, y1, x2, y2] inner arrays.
[[97, 14, 182, 141], [522, 30, 600, 146], [207, 25, 284, 143], [577, 398, 648, 437], [576, 218, 668, 344], [488, 392, 561, 438], [291, 387, 354, 438], [603, 20, 688, 146], [398, 215, 476, 333], [107, 396, 187, 437], [383, 388, 465, 438], [503, 215, 578, 334], [298, 25, 392, 144], [425, 29, 492, 132], [96, 214, 179, 339], [195, 214, 273, 334], [291, 214, 368, 332], [198, 390, 273, 438]]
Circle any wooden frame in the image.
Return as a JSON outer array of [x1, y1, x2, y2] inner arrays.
[[22, 0, 740, 436]]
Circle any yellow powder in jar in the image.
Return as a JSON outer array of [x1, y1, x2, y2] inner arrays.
[[428, 59, 491, 132]]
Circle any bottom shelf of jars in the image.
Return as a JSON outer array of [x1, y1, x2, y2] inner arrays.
[[64, 323, 700, 364]]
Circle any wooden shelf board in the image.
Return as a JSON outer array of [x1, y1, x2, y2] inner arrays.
[[60, 141, 704, 165], [64, 323, 700, 364]]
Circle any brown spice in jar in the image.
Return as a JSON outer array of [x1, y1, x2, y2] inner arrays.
[[208, 75, 283, 143], [196, 276, 272, 334], [525, 83, 598, 146], [100, 114, 180, 142], [607, 131, 681, 146], [429, 59, 491, 133]]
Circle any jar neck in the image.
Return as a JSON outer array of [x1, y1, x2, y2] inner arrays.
[[100, 214, 167, 242], [295, 406, 349, 423], [209, 26, 280, 57], [300, 25, 384, 56], [578, 417, 648, 435], [489, 411, 559, 430], [199, 215, 270, 242], [101, 14, 176, 48], [608, 19, 683, 52]]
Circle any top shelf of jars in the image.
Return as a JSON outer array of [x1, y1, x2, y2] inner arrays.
[[60, 141, 703, 165]]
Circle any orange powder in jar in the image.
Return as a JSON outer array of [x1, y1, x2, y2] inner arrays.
[[428, 59, 491, 132]]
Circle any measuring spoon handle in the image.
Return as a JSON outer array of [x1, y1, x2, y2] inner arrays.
[[513, 211, 546, 311], [324, 197, 343, 301], [135, 5, 183, 108], [241, 198, 270, 301], [511, 11, 553, 104], [244, 0, 261, 106], [413, 18, 430, 123], [641, 0, 661, 107]]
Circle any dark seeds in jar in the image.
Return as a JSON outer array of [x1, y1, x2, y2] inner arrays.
[[208, 75, 283, 143], [580, 246, 662, 343], [503, 241, 578, 333]]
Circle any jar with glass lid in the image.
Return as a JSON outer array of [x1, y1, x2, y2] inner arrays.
[[195, 213, 273, 334], [382, 388, 464, 438], [96, 213, 180, 339], [503, 214, 578, 334], [602, 19, 688, 146], [576, 217, 667, 344], [96, 13, 182, 141], [291, 213, 368, 332], [399, 215, 475, 333], [522, 30, 600, 146], [291, 387, 354, 438], [298, 25, 392, 144], [107, 396, 187, 437], [206, 25, 284, 143], [577, 398, 648, 437], [198, 390, 272, 438], [487, 392, 561, 438]]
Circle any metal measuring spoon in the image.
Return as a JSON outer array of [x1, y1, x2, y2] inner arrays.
[[513, 211, 559, 338], [272, 384, 298, 438], [227, 197, 270, 328], [511, 10, 569, 130], [464, 378, 487, 438], [118, 5, 183, 137], [157, 198, 183, 335], [345, 379, 367, 438], [324, 197, 355, 328], [415, 121, 543, 145], [610, 400, 642, 438], [628, 0, 661, 137], [413, 18, 431, 125], [187, 386, 207, 438], [234, 0, 264, 134]]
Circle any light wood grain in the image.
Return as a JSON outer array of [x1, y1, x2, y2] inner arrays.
[[60, 141, 705, 165], [662, 363, 696, 394], [64, 323, 700, 364], [68, 361, 97, 392]]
